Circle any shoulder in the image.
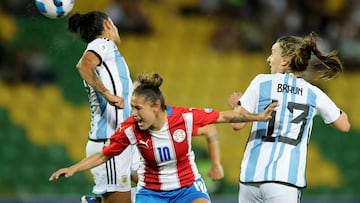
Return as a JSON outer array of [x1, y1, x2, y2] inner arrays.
[[166, 106, 189, 120], [168, 105, 218, 116], [306, 82, 329, 99], [86, 38, 115, 54], [246, 74, 273, 87], [117, 116, 137, 132], [168, 105, 206, 114], [252, 73, 273, 81]]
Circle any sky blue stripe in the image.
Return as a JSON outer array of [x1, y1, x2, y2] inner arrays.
[[272, 74, 296, 180], [114, 46, 131, 121], [283, 75, 300, 184], [267, 73, 289, 180], [288, 88, 316, 185], [95, 91, 108, 139], [245, 80, 272, 182]]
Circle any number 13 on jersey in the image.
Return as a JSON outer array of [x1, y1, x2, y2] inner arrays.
[[262, 100, 310, 146]]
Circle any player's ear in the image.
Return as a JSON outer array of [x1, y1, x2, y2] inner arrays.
[[103, 19, 112, 31], [281, 56, 291, 70], [153, 100, 162, 111]]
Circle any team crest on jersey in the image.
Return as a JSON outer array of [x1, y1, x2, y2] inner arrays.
[[119, 175, 129, 186], [172, 129, 186, 143], [204, 108, 213, 113], [99, 43, 108, 53]]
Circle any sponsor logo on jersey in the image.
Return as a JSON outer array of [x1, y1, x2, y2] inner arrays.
[[204, 108, 213, 113], [173, 129, 186, 143], [139, 139, 150, 148]]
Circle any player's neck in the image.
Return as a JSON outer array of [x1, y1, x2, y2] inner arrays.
[[150, 111, 168, 131]]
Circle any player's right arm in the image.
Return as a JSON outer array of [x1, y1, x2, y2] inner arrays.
[[197, 124, 224, 181], [76, 51, 124, 108], [49, 151, 110, 181], [217, 101, 277, 123]]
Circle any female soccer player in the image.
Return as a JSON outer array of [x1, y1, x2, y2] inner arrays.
[[228, 32, 351, 203], [49, 72, 277, 203], [68, 11, 140, 203]]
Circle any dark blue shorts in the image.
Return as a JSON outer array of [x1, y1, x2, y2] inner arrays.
[[135, 177, 210, 203]]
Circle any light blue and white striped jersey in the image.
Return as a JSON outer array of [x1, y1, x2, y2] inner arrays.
[[84, 38, 133, 140], [239, 72, 341, 188]]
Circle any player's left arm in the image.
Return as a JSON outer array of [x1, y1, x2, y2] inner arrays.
[[197, 124, 224, 181], [317, 91, 350, 133], [331, 110, 350, 132]]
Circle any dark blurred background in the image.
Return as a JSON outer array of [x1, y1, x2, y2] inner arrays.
[[0, 0, 359, 202]]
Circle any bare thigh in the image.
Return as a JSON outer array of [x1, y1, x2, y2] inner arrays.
[[103, 191, 131, 203], [192, 198, 211, 203]]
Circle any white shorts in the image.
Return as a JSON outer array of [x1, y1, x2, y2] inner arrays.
[[86, 140, 140, 195], [238, 182, 301, 203]]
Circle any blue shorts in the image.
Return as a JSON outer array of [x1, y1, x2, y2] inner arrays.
[[135, 178, 210, 203]]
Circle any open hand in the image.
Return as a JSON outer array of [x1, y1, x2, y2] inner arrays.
[[261, 102, 278, 121], [49, 167, 76, 181], [103, 91, 124, 109]]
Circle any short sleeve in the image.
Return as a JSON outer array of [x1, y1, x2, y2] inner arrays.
[[191, 108, 220, 135], [86, 38, 113, 66], [239, 75, 262, 113], [102, 126, 131, 157], [315, 89, 341, 124]]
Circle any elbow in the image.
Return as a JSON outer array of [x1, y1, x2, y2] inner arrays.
[[331, 112, 351, 133], [231, 123, 246, 131], [333, 122, 351, 133], [232, 126, 242, 131], [233, 128, 242, 131], [340, 123, 351, 133]]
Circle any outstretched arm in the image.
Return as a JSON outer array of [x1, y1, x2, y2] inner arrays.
[[217, 101, 278, 123], [197, 125, 224, 181], [49, 151, 110, 181], [230, 106, 248, 131]]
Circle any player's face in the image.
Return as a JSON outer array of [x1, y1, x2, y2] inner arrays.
[[267, 42, 288, 74], [131, 95, 157, 131], [107, 18, 121, 44]]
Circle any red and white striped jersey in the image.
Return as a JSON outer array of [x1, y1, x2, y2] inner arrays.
[[103, 105, 220, 191]]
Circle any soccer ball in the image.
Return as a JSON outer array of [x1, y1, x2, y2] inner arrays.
[[35, 0, 75, 19]]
